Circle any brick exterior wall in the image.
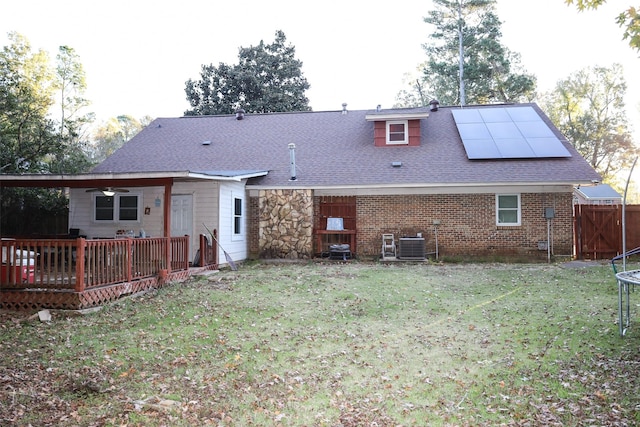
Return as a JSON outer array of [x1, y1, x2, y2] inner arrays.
[[248, 191, 574, 260], [355, 193, 574, 259], [248, 193, 260, 258]]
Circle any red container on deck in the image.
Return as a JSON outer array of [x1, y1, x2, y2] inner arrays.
[[1, 262, 35, 284], [1, 243, 36, 284]]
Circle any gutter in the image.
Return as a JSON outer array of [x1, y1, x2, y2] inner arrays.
[[247, 180, 598, 191]]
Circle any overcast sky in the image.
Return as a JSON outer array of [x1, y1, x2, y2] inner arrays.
[[2, 0, 639, 143]]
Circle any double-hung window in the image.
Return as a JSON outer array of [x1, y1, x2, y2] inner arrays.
[[233, 197, 242, 235], [496, 194, 521, 226], [95, 196, 115, 221], [93, 194, 140, 222], [386, 120, 408, 145]]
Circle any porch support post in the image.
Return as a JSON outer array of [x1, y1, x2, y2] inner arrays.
[[125, 238, 133, 282], [163, 182, 172, 271], [74, 238, 86, 292]]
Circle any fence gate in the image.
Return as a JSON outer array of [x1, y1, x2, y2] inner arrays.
[[574, 204, 640, 260]]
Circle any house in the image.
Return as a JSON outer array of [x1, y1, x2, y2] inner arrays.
[[574, 183, 622, 205], [55, 102, 598, 263]]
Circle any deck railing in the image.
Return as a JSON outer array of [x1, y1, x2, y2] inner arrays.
[[170, 236, 190, 272], [199, 233, 216, 266], [0, 234, 207, 291]]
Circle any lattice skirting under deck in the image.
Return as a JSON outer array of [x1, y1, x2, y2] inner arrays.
[[0, 268, 203, 311]]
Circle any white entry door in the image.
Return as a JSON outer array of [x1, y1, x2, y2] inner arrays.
[[171, 195, 193, 256]]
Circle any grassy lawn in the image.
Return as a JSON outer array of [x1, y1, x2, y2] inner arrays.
[[2, 260, 640, 426]]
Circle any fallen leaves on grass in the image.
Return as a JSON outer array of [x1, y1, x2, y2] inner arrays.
[[2, 263, 640, 426]]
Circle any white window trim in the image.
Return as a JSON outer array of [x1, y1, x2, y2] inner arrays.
[[386, 120, 409, 145], [231, 192, 244, 241], [496, 194, 521, 226], [92, 192, 142, 223]]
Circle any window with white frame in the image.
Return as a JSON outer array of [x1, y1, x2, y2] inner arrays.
[[496, 194, 521, 226], [233, 196, 242, 235], [386, 120, 408, 145], [93, 193, 140, 222]]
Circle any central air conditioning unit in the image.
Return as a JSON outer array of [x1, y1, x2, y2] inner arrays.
[[398, 237, 426, 260]]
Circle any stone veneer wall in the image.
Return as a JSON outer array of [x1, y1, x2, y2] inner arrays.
[[258, 189, 314, 259]]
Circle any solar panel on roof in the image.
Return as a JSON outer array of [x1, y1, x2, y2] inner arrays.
[[479, 108, 511, 122], [451, 106, 572, 160], [461, 139, 502, 159], [494, 137, 534, 158], [515, 121, 556, 138], [451, 108, 483, 123], [456, 123, 491, 139], [486, 122, 520, 139], [506, 107, 540, 122]]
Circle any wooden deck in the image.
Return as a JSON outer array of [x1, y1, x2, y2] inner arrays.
[[0, 233, 218, 310]]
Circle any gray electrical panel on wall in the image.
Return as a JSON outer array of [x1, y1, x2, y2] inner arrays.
[[544, 207, 555, 219]]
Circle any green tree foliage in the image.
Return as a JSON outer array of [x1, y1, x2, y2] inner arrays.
[[0, 33, 94, 234], [542, 63, 638, 181], [57, 46, 90, 136], [0, 32, 58, 173], [395, 72, 434, 108], [184, 30, 311, 115], [90, 115, 149, 164], [0, 35, 94, 174], [50, 45, 94, 174], [565, 1, 640, 51], [400, 0, 536, 107]]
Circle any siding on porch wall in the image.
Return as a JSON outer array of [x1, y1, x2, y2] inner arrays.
[[355, 193, 574, 259], [219, 181, 247, 263]]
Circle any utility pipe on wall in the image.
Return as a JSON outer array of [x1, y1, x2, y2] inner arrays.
[[288, 143, 297, 181]]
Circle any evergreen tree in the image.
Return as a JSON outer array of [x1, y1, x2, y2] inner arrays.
[[185, 30, 311, 115], [50, 45, 94, 174], [397, 0, 536, 107]]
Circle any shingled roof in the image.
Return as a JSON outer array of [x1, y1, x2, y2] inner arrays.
[[92, 103, 601, 188]]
